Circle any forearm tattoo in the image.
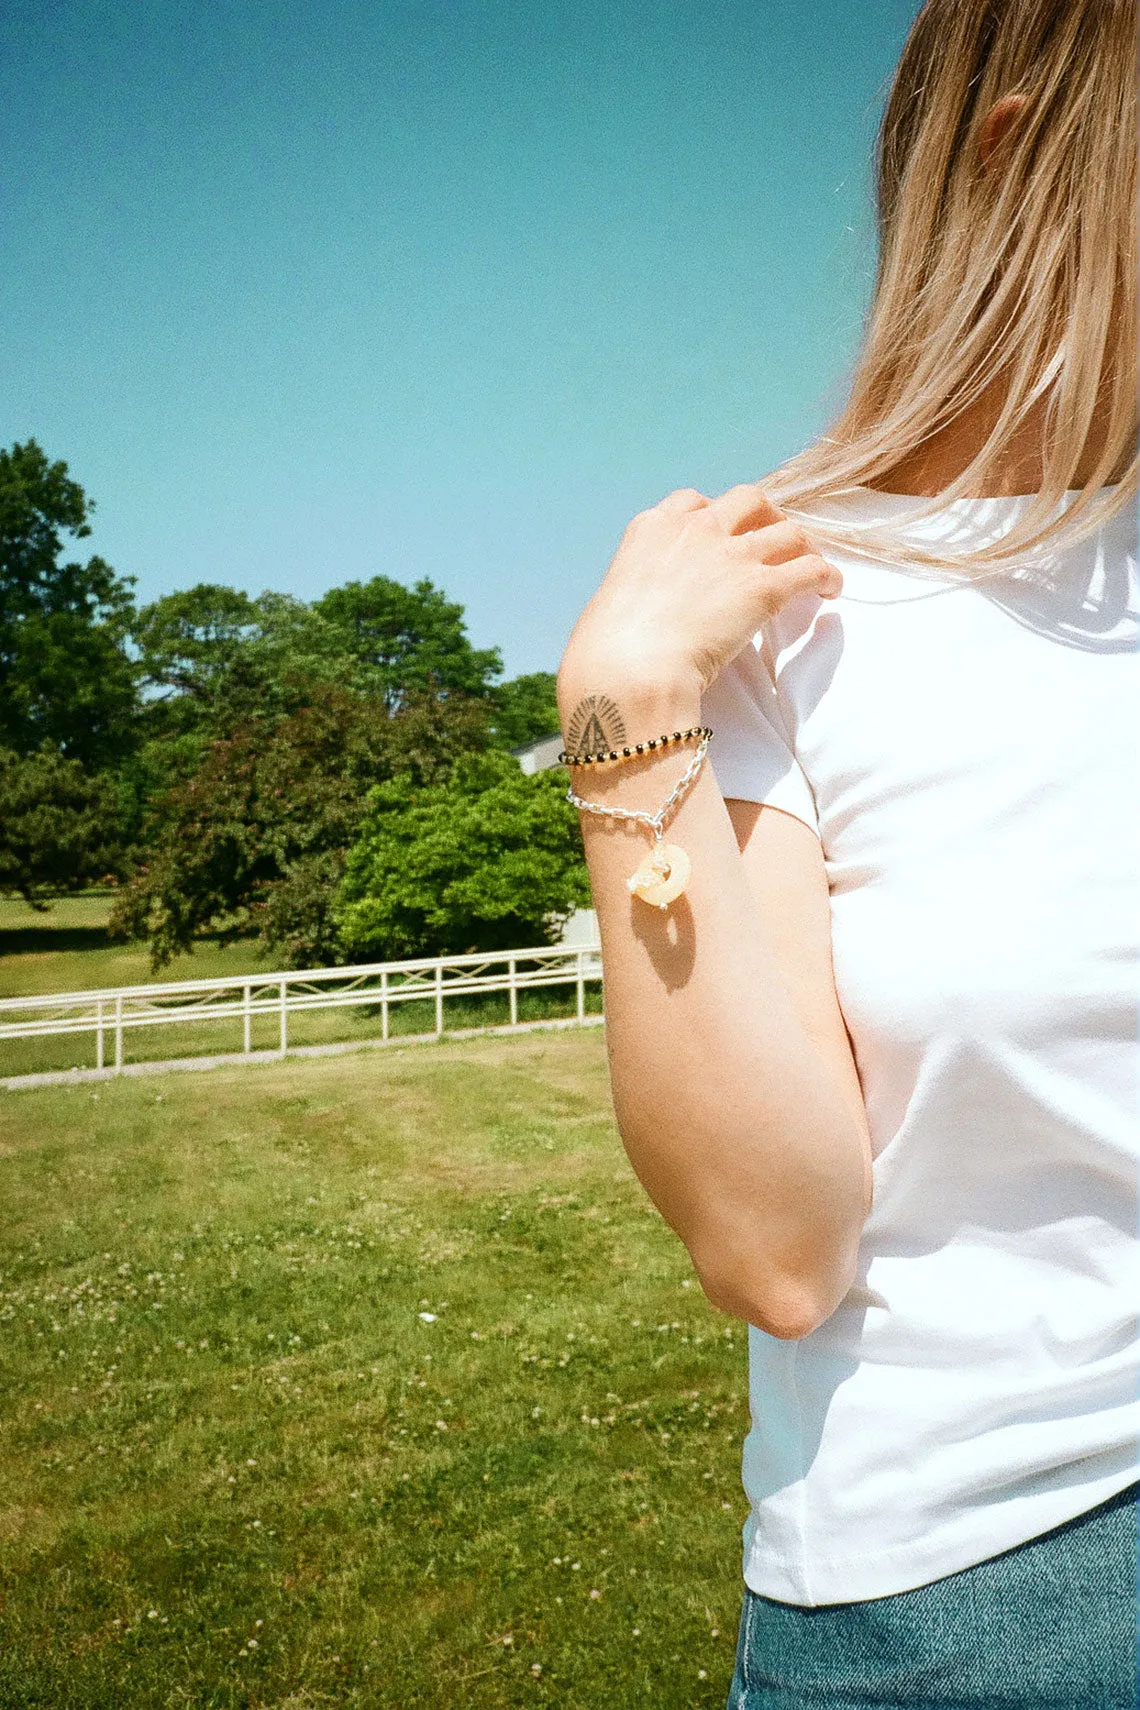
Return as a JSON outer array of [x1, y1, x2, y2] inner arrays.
[[564, 694, 626, 755]]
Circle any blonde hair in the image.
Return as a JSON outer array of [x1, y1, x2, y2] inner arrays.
[[763, 0, 1138, 577]]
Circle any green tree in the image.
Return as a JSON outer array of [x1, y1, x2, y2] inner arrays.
[[488, 670, 561, 749], [133, 577, 504, 737], [0, 745, 123, 907], [0, 441, 137, 767], [335, 749, 590, 961], [132, 583, 261, 728], [111, 687, 491, 968], [314, 577, 502, 711]]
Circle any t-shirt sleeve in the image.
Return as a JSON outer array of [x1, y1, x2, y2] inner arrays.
[[699, 632, 820, 836]]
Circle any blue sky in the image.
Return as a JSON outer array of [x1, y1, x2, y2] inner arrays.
[[0, 0, 918, 677]]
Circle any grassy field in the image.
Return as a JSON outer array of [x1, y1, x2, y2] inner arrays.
[[0, 1028, 750, 1707], [0, 895, 603, 1080], [0, 892, 268, 1000]]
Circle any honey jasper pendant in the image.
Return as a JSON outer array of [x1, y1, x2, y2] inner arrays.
[[627, 841, 692, 910]]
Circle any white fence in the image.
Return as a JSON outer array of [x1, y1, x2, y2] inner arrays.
[[0, 941, 604, 1076]]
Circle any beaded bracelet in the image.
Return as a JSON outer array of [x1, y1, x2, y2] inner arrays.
[[558, 724, 712, 768]]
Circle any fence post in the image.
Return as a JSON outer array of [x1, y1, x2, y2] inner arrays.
[[434, 964, 444, 1037], [576, 950, 585, 1022], [279, 977, 288, 1056], [96, 998, 105, 1071], [381, 970, 389, 1043], [509, 956, 518, 1026], [114, 994, 124, 1074], [243, 983, 252, 1054]]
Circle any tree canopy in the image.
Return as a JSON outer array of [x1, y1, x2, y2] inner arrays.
[[0, 440, 137, 767], [336, 750, 589, 962], [0, 745, 123, 908], [110, 687, 494, 967]]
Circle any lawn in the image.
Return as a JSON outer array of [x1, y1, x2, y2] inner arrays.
[[0, 1028, 750, 1707], [0, 892, 269, 1000], [0, 894, 603, 1080]]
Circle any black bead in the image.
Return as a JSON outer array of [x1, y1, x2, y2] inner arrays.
[[623, 748, 630, 756]]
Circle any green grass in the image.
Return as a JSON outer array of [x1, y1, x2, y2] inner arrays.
[[0, 892, 269, 999], [0, 894, 603, 1079], [0, 1029, 749, 1707]]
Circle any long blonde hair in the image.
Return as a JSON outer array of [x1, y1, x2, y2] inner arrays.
[[764, 0, 1138, 577]]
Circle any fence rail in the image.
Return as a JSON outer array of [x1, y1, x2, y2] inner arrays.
[[0, 942, 604, 1075]]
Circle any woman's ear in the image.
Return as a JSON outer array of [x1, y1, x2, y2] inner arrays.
[[979, 93, 1030, 172]]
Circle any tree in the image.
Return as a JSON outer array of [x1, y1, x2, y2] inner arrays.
[[488, 671, 561, 749], [132, 583, 261, 726], [314, 577, 502, 711], [0, 746, 123, 907], [0, 440, 137, 767], [110, 686, 492, 967], [133, 577, 505, 738], [335, 749, 590, 961]]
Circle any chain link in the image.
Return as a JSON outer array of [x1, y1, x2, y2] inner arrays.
[[565, 731, 711, 843]]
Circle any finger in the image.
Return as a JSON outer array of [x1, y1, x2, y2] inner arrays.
[[707, 482, 785, 535], [741, 517, 817, 566], [655, 487, 711, 514], [758, 552, 843, 607]]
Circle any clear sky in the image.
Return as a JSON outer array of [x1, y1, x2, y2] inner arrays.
[[0, 0, 919, 677]]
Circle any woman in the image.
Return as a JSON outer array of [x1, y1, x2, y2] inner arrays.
[[556, 1, 1138, 1705]]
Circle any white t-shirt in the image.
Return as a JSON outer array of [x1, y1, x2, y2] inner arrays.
[[699, 486, 1140, 1606]]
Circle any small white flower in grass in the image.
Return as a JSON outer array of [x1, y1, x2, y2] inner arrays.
[[247, 1458, 257, 1466], [247, 1638, 258, 1649], [147, 1610, 158, 1620], [589, 1589, 601, 1600], [632, 1627, 641, 1637], [531, 1662, 542, 1676], [418, 1312, 437, 1324], [698, 1669, 707, 1680]]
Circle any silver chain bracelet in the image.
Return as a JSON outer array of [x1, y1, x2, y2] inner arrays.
[[565, 730, 711, 909]]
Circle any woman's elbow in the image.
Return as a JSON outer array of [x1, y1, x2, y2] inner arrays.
[[694, 1253, 851, 1341]]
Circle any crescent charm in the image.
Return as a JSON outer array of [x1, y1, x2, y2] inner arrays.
[[627, 842, 692, 909]]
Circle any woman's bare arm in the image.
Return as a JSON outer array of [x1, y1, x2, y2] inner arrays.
[[726, 798, 872, 1157], [557, 483, 873, 1338]]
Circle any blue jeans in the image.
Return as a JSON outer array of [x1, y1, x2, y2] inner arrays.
[[727, 1482, 1139, 1709]]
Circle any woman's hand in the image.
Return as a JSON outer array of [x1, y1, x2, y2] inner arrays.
[[558, 484, 841, 721]]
